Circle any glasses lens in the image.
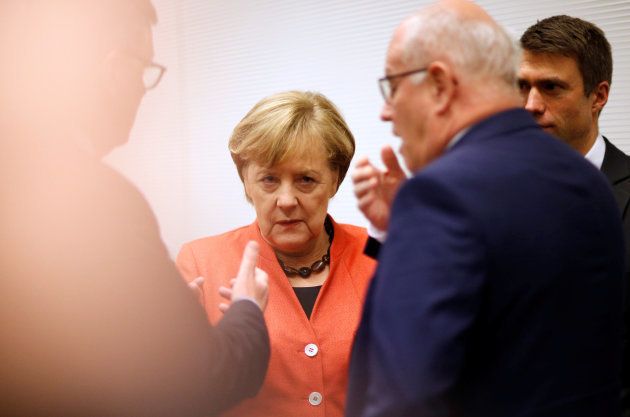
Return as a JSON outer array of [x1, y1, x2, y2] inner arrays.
[[379, 79, 391, 101], [143, 65, 164, 90]]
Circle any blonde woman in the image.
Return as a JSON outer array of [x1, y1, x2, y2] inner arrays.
[[177, 91, 375, 417]]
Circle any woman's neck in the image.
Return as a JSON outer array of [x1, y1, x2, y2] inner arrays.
[[274, 228, 331, 268]]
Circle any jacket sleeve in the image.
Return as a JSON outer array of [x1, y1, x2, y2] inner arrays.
[[349, 175, 485, 417], [175, 241, 270, 415], [207, 300, 270, 414], [363, 236, 382, 259]]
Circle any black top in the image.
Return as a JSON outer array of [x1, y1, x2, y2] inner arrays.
[[293, 286, 322, 319]]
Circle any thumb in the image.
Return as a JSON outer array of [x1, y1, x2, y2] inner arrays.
[[381, 145, 404, 177], [236, 240, 260, 282]]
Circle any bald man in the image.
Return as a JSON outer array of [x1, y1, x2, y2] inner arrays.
[[346, 1, 624, 416]]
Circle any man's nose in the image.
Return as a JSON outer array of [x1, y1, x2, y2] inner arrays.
[[524, 88, 545, 116], [380, 101, 393, 122]]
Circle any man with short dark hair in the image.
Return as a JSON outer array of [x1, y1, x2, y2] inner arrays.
[[0, 2, 270, 416], [519, 16, 630, 415], [519, 15, 612, 154]]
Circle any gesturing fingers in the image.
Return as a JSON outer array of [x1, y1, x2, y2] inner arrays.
[[218, 285, 233, 300], [236, 240, 259, 282], [353, 176, 379, 199], [352, 162, 378, 184], [380, 145, 405, 178]]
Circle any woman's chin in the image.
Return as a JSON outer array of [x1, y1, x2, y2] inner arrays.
[[269, 238, 313, 256]]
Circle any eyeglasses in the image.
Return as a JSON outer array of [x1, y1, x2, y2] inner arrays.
[[378, 67, 427, 102], [143, 62, 166, 91], [122, 51, 166, 91]]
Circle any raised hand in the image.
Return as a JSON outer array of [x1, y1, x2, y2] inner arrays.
[[352, 145, 406, 231], [218, 241, 269, 312]]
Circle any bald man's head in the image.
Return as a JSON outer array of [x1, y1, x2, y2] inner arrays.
[[395, 1, 520, 89]]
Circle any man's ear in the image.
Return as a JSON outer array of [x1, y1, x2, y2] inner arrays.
[[101, 49, 125, 94], [427, 61, 457, 115], [591, 80, 610, 116]]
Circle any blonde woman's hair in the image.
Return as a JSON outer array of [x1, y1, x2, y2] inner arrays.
[[229, 90, 355, 192]]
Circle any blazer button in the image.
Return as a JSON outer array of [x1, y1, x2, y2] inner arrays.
[[308, 391, 323, 406], [304, 343, 319, 357]]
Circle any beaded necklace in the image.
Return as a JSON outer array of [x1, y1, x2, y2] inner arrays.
[[276, 217, 334, 278]]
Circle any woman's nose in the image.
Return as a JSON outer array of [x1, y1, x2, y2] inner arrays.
[[276, 186, 298, 209]]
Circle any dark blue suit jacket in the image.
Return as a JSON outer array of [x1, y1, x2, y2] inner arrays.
[[346, 109, 624, 417]]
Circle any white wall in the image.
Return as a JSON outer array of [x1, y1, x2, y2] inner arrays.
[[106, 0, 630, 256]]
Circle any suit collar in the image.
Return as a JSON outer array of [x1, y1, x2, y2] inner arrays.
[[450, 108, 538, 151], [601, 137, 630, 185]]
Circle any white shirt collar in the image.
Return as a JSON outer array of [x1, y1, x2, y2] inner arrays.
[[584, 134, 605, 170], [447, 127, 471, 149], [448, 128, 607, 171]]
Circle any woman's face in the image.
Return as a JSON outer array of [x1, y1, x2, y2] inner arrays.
[[243, 143, 339, 256]]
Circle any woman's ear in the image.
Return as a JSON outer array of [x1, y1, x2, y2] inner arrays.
[[329, 169, 340, 198], [241, 165, 254, 203]]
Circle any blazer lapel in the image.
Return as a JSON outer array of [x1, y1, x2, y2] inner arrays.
[[601, 137, 630, 217]]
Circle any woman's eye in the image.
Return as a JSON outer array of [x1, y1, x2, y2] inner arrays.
[[296, 176, 318, 191], [260, 176, 278, 187]]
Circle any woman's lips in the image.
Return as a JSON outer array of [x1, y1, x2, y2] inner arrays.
[[276, 220, 301, 227]]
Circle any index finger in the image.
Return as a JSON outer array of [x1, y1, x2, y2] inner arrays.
[[237, 240, 260, 279]]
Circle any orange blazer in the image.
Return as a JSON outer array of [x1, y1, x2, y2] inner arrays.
[[176, 217, 376, 417]]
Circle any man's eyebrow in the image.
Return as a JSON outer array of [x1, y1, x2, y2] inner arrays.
[[533, 76, 570, 87]]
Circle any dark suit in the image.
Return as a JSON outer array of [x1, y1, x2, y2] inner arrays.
[[602, 137, 630, 416], [346, 109, 624, 417], [0, 138, 269, 417]]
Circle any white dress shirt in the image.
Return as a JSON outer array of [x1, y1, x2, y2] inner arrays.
[[584, 134, 605, 170]]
